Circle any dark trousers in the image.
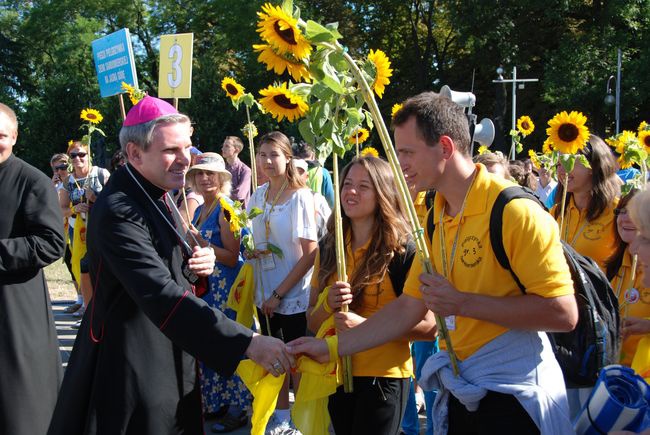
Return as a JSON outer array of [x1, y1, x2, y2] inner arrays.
[[328, 376, 409, 435], [448, 390, 540, 434], [256, 308, 306, 343]]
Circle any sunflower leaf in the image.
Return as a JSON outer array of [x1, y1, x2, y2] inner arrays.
[[321, 61, 345, 94], [559, 153, 576, 173], [267, 243, 284, 259], [324, 22, 343, 40], [310, 82, 334, 100], [281, 0, 293, 16], [240, 93, 255, 109], [305, 20, 338, 44], [299, 119, 316, 146], [576, 154, 591, 169], [364, 109, 374, 131], [248, 207, 263, 220], [345, 107, 363, 128], [332, 133, 346, 158]]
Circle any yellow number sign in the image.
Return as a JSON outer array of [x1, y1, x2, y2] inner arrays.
[[158, 33, 193, 99]]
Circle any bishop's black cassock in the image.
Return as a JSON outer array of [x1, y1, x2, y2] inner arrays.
[[0, 154, 65, 435], [48, 164, 254, 434]]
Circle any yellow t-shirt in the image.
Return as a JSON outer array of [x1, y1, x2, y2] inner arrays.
[[611, 251, 650, 366], [403, 164, 574, 360], [551, 196, 618, 272], [311, 241, 413, 378]]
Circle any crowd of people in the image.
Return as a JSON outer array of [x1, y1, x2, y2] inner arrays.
[[1, 90, 650, 435]]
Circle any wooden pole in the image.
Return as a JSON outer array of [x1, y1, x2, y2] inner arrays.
[[118, 94, 127, 120]]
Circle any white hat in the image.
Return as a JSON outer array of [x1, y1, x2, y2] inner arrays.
[[186, 152, 232, 181], [293, 158, 308, 173]]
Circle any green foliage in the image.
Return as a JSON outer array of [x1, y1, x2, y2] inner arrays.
[[0, 0, 648, 172]]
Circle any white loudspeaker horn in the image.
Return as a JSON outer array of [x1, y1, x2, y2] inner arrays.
[[440, 85, 476, 108], [473, 118, 495, 146]]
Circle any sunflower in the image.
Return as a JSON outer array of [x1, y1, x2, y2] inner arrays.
[[68, 139, 74, 147], [368, 49, 393, 99], [360, 146, 379, 158], [477, 145, 488, 155], [221, 77, 245, 101], [256, 3, 312, 60], [258, 82, 308, 122], [517, 116, 535, 137], [348, 128, 370, 145], [546, 111, 590, 155], [639, 121, 648, 133], [616, 131, 639, 154], [542, 137, 553, 154], [391, 103, 403, 119], [527, 149, 541, 168], [639, 130, 650, 153], [253, 44, 311, 82], [121, 81, 144, 105], [80, 108, 103, 125], [242, 122, 258, 139], [219, 197, 241, 236], [618, 154, 633, 170]]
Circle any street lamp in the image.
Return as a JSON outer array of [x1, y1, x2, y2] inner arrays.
[[492, 66, 539, 160], [604, 49, 622, 134]]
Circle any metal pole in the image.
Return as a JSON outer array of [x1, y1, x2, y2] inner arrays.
[[615, 48, 621, 134], [510, 67, 517, 160]]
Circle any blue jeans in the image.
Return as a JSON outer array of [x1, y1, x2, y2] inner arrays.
[[401, 339, 438, 435]]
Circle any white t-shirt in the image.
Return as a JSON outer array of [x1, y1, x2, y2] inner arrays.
[[247, 184, 318, 315]]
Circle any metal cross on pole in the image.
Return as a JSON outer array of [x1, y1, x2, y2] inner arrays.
[[492, 67, 539, 160]]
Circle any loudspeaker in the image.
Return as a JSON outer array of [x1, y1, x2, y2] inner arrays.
[[440, 85, 476, 109], [473, 118, 495, 146]]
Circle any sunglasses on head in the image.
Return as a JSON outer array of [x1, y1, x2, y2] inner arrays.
[[613, 207, 628, 216], [54, 164, 68, 171], [69, 152, 87, 159]]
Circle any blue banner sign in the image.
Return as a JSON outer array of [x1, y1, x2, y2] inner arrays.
[[91, 28, 138, 98]]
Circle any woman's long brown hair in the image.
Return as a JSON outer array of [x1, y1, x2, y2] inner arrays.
[[605, 189, 638, 281], [317, 156, 411, 311]]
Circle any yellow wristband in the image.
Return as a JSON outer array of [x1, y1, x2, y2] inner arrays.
[[325, 334, 339, 362]]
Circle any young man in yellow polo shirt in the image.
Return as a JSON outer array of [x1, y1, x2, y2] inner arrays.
[[289, 91, 578, 434]]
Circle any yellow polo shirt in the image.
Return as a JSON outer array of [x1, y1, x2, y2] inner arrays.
[[611, 251, 650, 366], [403, 164, 574, 360], [551, 196, 618, 272], [414, 191, 429, 225], [312, 241, 413, 378]]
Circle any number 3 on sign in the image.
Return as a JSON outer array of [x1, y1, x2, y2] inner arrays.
[[168, 44, 182, 88], [158, 33, 193, 99]]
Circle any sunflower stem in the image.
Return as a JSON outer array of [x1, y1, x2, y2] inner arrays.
[[330, 41, 460, 376], [245, 105, 258, 194], [558, 172, 569, 236]]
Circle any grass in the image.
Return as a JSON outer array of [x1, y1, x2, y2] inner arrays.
[[45, 259, 78, 301]]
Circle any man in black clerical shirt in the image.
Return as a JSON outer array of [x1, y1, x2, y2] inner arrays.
[[49, 97, 293, 434], [0, 103, 65, 435]]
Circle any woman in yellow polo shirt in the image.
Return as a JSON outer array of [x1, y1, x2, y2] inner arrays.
[[605, 190, 650, 365], [551, 134, 620, 270], [307, 156, 436, 435]]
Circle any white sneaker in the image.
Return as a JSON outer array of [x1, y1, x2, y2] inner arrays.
[[265, 416, 302, 435]]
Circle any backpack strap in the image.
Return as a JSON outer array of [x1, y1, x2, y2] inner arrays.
[[489, 186, 545, 294], [387, 240, 416, 296]]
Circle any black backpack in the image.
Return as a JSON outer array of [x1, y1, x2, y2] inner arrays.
[[426, 186, 620, 387]]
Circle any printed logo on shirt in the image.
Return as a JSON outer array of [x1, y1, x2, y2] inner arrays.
[[460, 235, 482, 268], [583, 223, 605, 241]]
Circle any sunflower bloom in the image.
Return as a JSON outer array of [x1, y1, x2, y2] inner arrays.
[[638, 130, 650, 153], [517, 116, 535, 137], [546, 111, 590, 155], [253, 44, 311, 82], [478, 145, 488, 155], [368, 49, 393, 99], [618, 154, 633, 169], [360, 147, 379, 158], [348, 128, 370, 145], [219, 197, 241, 236], [242, 123, 258, 139], [542, 137, 553, 154], [258, 82, 308, 123], [256, 3, 312, 60], [391, 103, 403, 119], [527, 149, 541, 168], [80, 108, 103, 125], [221, 77, 245, 101], [638, 121, 648, 133]]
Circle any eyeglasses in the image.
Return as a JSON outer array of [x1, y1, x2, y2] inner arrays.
[[53, 164, 68, 171], [69, 152, 87, 159], [614, 208, 628, 216]]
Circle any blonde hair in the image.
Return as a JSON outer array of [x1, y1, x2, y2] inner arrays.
[[188, 171, 232, 199], [629, 188, 650, 239]]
